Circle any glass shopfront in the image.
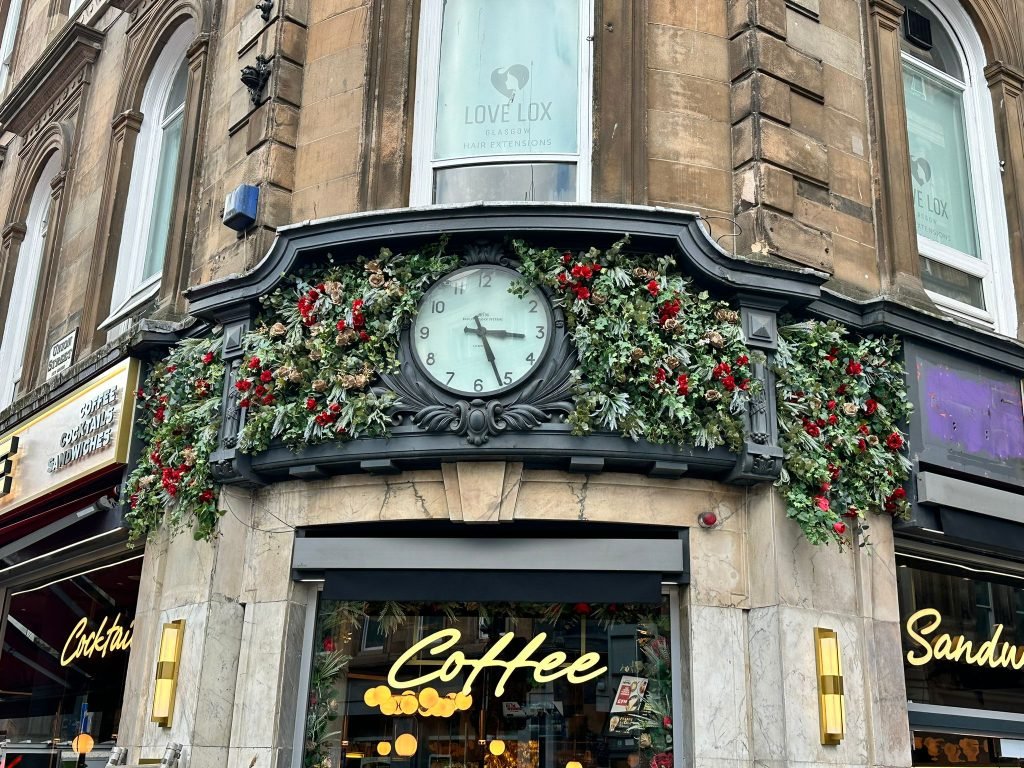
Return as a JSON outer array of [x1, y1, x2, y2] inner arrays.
[[898, 555, 1024, 766], [0, 556, 142, 768], [300, 599, 677, 768]]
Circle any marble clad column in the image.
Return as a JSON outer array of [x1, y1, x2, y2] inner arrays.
[[118, 487, 250, 768]]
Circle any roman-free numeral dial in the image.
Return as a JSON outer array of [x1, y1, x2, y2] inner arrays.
[[411, 266, 553, 397]]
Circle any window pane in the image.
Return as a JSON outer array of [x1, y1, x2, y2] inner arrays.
[[302, 601, 675, 768], [920, 257, 986, 309], [435, 163, 576, 204], [142, 113, 184, 280], [434, 0, 580, 162], [899, 0, 964, 80], [164, 58, 189, 121], [903, 62, 980, 258]]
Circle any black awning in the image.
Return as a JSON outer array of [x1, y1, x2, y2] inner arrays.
[[323, 569, 664, 603]]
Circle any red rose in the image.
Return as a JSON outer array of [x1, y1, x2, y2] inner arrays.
[[825, 348, 838, 362], [593, 264, 602, 272], [846, 360, 863, 375], [166, 365, 176, 373], [805, 423, 821, 438], [739, 378, 750, 390], [199, 489, 215, 503], [129, 494, 139, 509], [260, 370, 273, 382], [833, 521, 847, 535], [336, 319, 346, 331], [891, 486, 907, 499], [647, 279, 660, 296], [676, 374, 689, 395], [820, 482, 831, 493], [359, 331, 370, 341], [261, 394, 274, 405], [202, 352, 214, 365], [136, 387, 146, 399], [315, 411, 335, 426], [837, 385, 847, 395], [575, 285, 591, 300], [248, 357, 261, 369], [254, 385, 266, 397], [323, 637, 336, 653], [308, 289, 320, 302], [721, 375, 736, 391], [858, 439, 867, 452], [858, 424, 870, 435], [814, 496, 830, 511], [865, 399, 878, 415], [239, 398, 251, 408], [826, 400, 836, 411], [558, 273, 569, 286], [562, 252, 572, 264], [713, 362, 731, 379], [154, 406, 166, 423], [829, 464, 841, 480], [827, 414, 836, 425], [886, 432, 905, 450], [306, 397, 317, 411], [735, 355, 749, 367], [654, 367, 667, 384], [329, 403, 341, 413]]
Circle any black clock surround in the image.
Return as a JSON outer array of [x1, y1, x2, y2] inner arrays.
[[184, 203, 833, 486]]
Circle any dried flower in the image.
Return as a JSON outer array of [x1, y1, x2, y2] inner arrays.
[[364, 260, 381, 273], [630, 347, 645, 362], [632, 267, 648, 279], [867, 434, 880, 446], [715, 308, 740, 324], [368, 272, 386, 288], [842, 402, 858, 416], [704, 389, 722, 402], [309, 349, 322, 362], [665, 355, 681, 369], [663, 318, 679, 331], [336, 328, 357, 346], [288, 369, 303, 384], [705, 330, 725, 348], [269, 322, 287, 337], [312, 379, 328, 392]]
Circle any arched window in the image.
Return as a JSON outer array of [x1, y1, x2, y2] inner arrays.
[[899, 0, 1014, 332], [410, 0, 593, 205], [0, 151, 61, 407], [105, 19, 194, 325], [0, 0, 24, 92]]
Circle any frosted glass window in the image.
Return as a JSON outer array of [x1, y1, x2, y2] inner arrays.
[[903, 62, 979, 258]]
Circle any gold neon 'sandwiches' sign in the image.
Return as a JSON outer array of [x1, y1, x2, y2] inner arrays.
[[905, 608, 1024, 670], [60, 613, 134, 667], [387, 628, 607, 696]]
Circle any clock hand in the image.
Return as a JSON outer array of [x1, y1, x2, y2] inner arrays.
[[473, 316, 504, 387], [462, 327, 526, 339]]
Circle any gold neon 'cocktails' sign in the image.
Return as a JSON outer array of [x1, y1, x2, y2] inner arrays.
[[388, 628, 608, 696], [61, 613, 134, 666], [905, 608, 1024, 669]]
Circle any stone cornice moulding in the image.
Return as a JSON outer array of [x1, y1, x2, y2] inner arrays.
[[185, 203, 828, 318], [0, 24, 104, 137]]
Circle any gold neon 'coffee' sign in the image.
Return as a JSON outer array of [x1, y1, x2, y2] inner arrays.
[[388, 628, 607, 696], [905, 608, 1024, 670], [60, 613, 134, 667]]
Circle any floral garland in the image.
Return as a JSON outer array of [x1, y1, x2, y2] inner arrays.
[[123, 335, 225, 542], [773, 320, 912, 546], [236, 243, 459, 452], [119, 242, 911, 551], [512, 238, 755, 449]]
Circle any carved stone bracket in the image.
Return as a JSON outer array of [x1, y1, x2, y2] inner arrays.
[[209, 313, 263, 486], [727, 297, 784, 484]]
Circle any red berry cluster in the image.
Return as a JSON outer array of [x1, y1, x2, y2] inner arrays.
[[556, 252, 602, 301]]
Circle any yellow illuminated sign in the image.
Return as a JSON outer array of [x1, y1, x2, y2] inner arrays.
[[387, 628, 607, 696], [905, 608, 1024, 669], [60, 613, 134, 666]]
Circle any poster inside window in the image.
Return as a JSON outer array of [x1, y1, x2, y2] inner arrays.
[[302, 600, 675, 768]]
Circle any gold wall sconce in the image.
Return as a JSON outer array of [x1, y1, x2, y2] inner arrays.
[[813, 627, 845, 745], [151, 619, 185, 727]]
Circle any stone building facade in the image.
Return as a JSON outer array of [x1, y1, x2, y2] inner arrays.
[[0, 3, 1022, 768]]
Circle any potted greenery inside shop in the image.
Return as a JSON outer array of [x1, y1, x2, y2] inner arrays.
[[301, 601, 677, 768]]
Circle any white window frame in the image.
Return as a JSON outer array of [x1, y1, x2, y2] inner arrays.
[[0, 0, 24, 94], [902, 0, 1015, 335], [409, 0, 594, 206], [102, 20, 194, 333], [0, 152, 62, 408]]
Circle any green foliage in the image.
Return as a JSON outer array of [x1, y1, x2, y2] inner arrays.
[[512, 238, 754, 450], [122, 334, 225, 542], [236, 243, 459, 452], [773, 320, 912, 547]]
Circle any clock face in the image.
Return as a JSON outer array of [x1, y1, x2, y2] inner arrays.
[[410, 266, 553, 396]]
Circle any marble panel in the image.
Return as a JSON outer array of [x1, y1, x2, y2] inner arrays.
[[188, 746, 230, 768], [117, 603, 163, 749], [745, 484, 780, 609], [747, 607, 787, 760], [455, 461, 507, 522], [241, 505, 298, 604], [515, 470, 744, 528], [689, 525, 748, 608], [863, 517, 901, 624], [775, 609, 869, 766], [160, 531, 217, 609], [230, 600, 294, 749], [688, 604, 750, 761], [213, 486, 253, 602], [227, 746, 274, 768], [193, 596, 246, 747], [864, 621, 913, 767]]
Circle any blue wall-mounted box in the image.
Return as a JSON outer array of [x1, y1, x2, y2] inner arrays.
[[223, 184, 259, 232]]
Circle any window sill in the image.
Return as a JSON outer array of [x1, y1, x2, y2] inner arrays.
[[98, 280, 161, 332]]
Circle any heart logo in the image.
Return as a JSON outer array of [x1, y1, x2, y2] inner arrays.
[[490, 64, 530, 101]]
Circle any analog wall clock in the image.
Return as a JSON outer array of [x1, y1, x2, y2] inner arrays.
[[410, 266, 553, 397]]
